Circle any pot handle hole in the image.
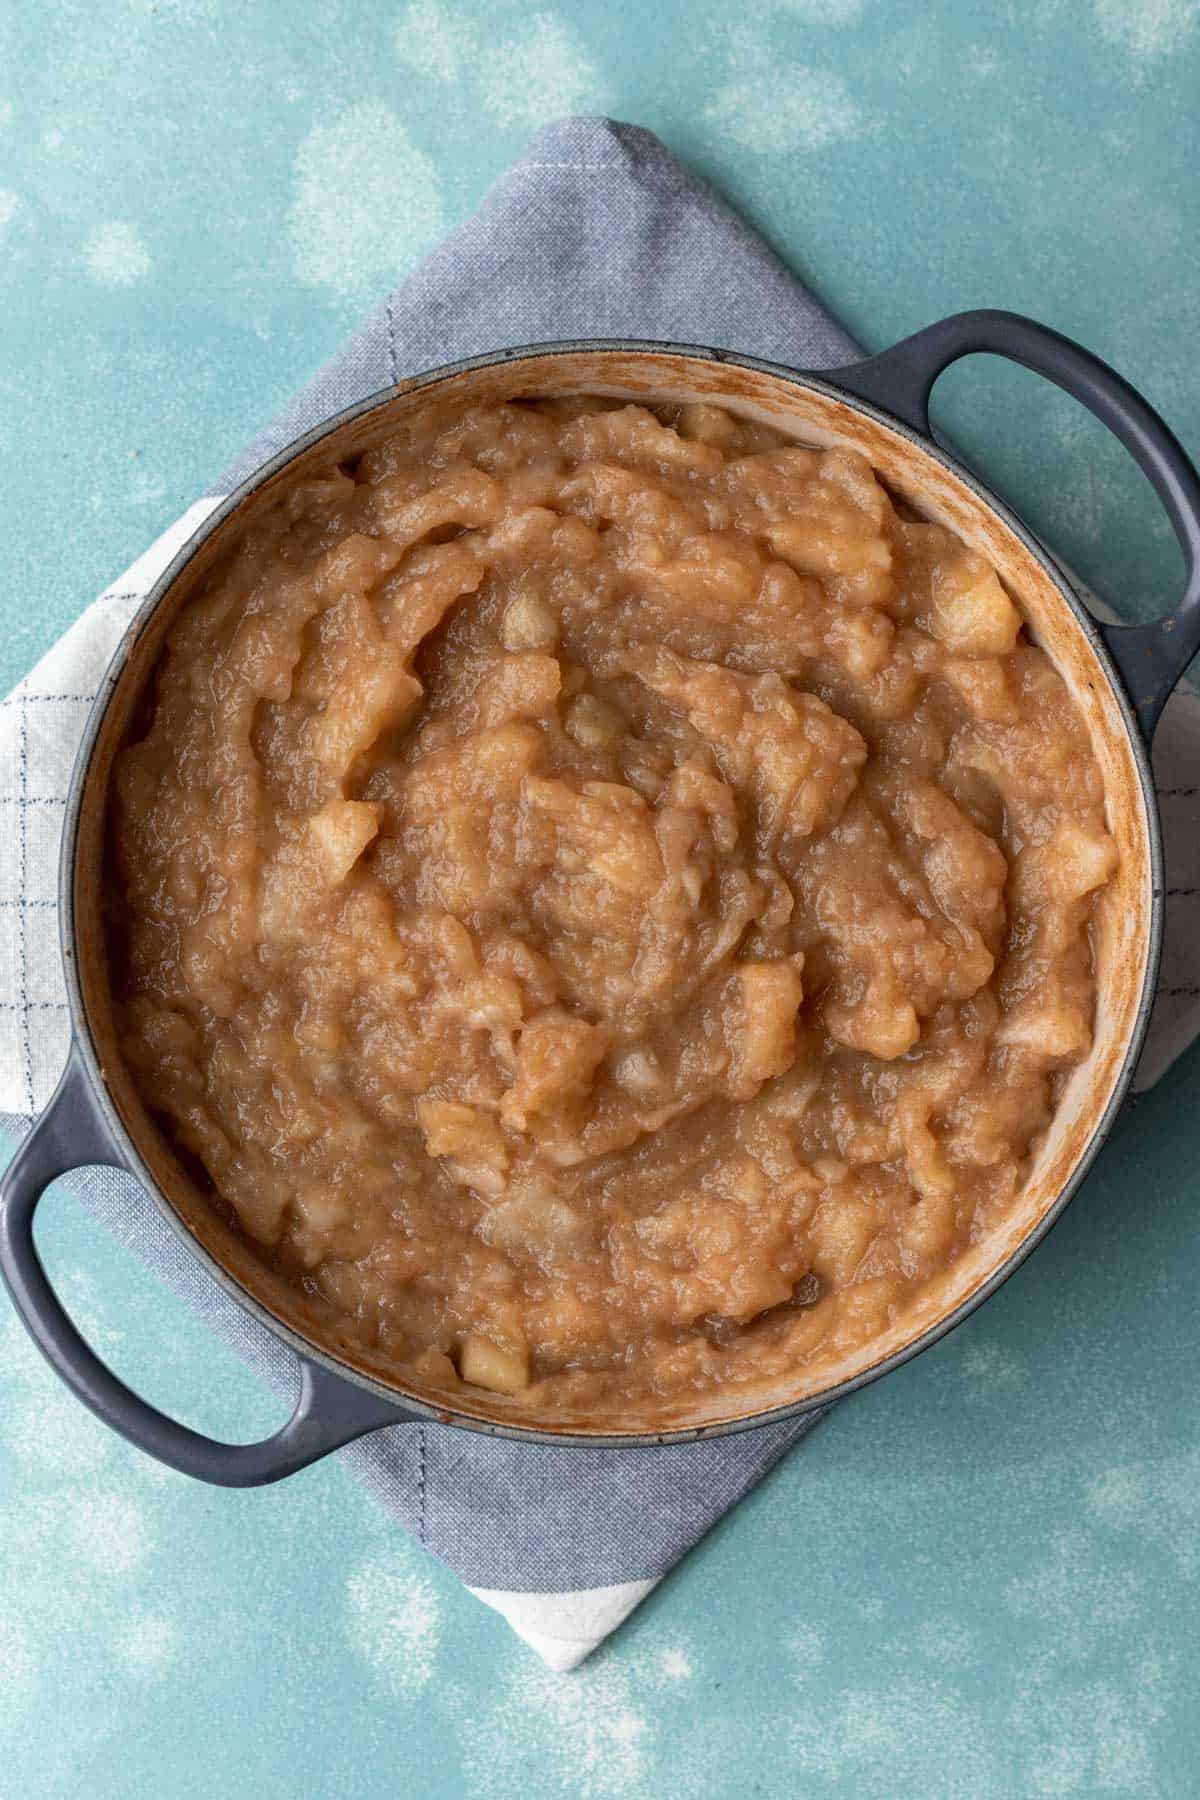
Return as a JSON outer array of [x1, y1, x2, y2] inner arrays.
[[0, 1048, 410, 1487], [828, 309, 1200, 738]]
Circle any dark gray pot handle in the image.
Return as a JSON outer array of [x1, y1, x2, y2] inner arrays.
[[828, 308, 1200, 737], [0, 1048, 413, 1486]]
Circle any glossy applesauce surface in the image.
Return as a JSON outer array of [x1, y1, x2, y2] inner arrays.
[[107, 395, 1117, 1417]]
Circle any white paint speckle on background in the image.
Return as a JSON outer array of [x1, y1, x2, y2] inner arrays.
[[965, 43, 1002, 77], [395, 0, 473, 82], [0, 101, 13, 128], [790, 1675, 998, 1792], [786, 1514, 1174, 1796], [113, 1612, 178, 1682], [345, 1551, 443, 1697], [775, 0, 865, 18], [394, 4, 610, 134], [655, 1645, 694, 1683], [66, 1490, 154, 1578], [1092, 0, 1200, 68], [788, 1622, 826, 1673], [705, 65, 866, 152], [288, 101, 444, 303], [130, 471, 167, 507], [458, 1660, 651, 1800], [1087, 1448, 1200, 1577], [0, 1362, 111, 1477], [1007, 1646, 1170, 1798], [0, 1315, 115, 1476], [477, 12, 610, 131], [129, 0, 221, 17], [624, 1638, 698, 1689], [84, 220, 151, 286], [703, 7, 873, 150], [915, 1615, 977, 1668], [959, 1339, 1025, 1393], [1003, 1530, 1144, 1653], [0, 1615, 37, 1717], [0, 190, 20, 234], [60, 1265, 127, 1358], [1087, 1463, 1144, 1520]]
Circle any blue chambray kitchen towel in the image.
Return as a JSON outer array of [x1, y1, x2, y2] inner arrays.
[[3, 118, 1199, 1671]]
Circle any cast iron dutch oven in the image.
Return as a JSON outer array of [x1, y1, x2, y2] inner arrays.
[[3, 312, 1199, 1484]]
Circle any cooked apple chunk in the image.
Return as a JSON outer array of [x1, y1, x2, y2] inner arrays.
[[306, 799, 382, 884], [458, 1334, 531, 1395]]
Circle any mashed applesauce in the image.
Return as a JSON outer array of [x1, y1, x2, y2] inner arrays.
[[108, 396, 1117, 1417]]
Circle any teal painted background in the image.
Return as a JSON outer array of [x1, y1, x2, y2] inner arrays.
[[3, 1, 1200, 1793]]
